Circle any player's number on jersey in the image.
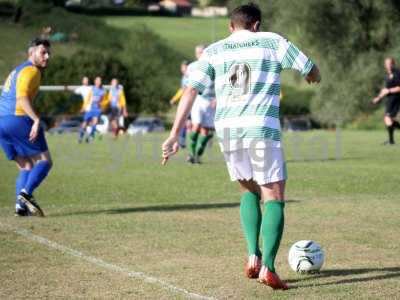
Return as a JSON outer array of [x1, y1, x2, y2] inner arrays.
[[3, 71, 15, 93], [228, 63, 251, 101]]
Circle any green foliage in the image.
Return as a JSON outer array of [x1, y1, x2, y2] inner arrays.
[[124, 0, 151, 6], [280, 84, 313, 116], [40, 25, 183, 115], [0, 1, 15, 16], [105, 16, 230, 59], [3, 2, 183, 115], [118, 25, 183, 113], [16, 1, 125, 50], [311, 51, 383, 125], [345, 109, 384, 130]]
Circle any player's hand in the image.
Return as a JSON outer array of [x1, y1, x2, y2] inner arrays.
[[161, 135, 179, 165], [306, 73, 321, 84], [380, 88, 390, 98], [372, 96, 381, 104], [305, 65, 321, 84], [29, 120, 40, 142]]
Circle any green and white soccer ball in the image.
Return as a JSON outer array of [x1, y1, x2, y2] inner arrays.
[[288, 240, 324, 273]]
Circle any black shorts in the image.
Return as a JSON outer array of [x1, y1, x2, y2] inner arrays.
[[385, 97, 400, 118], [109, 107, 121, 121]]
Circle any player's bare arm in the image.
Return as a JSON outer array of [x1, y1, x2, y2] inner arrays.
[[162, 86, 198, 162], [373, 85, 400, 104], [373, 88, 390, 104], [387, 86, 400, 94], [17, 95, 40, 142]]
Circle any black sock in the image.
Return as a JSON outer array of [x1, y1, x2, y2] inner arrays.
[[387, 125, 395, 144], [393, 121, 400, 129]]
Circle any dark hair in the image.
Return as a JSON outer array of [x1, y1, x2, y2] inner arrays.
[[230, 3, 261, 30], [29, 37, 51, 48]]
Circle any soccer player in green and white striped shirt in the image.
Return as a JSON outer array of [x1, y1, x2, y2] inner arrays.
[[162, 3, 320, 289]]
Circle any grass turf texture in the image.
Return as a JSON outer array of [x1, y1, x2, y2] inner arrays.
[[0, 130, 399, 299]]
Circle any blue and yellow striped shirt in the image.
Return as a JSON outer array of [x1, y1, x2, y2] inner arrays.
[[0, 60, 41, 116]]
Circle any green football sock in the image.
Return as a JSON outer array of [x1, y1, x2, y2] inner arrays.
[[261, 200, 285, 273], [195, 133, 212, 157], [240, 191, 262, 257], [189, 131, 199, 157]]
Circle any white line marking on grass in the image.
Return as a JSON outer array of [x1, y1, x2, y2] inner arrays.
[[0, 222, 218, 300]]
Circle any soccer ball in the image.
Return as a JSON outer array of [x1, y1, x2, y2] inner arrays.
[[288, 240, 324, 273]]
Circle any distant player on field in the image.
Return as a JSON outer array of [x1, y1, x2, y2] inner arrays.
[[104, 78, 128, 138], [170, 61, 190, 106], [372, 57, 400, 145], [78, 76, 106, 143], [0, 38, 53, 217], [74, 76, 92, 104], [186, 45, 216, 164], [162, 3, 320, 289], [170, 60, 191, 148]]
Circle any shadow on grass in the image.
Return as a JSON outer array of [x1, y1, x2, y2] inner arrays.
[[286, 267, 400, 288], [286, 156, 367, 163], [51, 199, 301, 217]]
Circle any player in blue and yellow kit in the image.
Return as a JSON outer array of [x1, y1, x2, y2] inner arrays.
[[0, 38, 52, 217], [78, 76, 106, 143], [104, 78, 128, 138]]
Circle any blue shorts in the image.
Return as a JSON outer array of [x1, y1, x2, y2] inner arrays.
[[0, 115, 48, 161], [84, 110, 101, 122]]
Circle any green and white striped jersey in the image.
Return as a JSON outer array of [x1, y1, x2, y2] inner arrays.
[[187, 60, 215, 101], [187, 30, 314, 152]]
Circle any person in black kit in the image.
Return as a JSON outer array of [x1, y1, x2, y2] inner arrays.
[[373, 57, 400, 144]]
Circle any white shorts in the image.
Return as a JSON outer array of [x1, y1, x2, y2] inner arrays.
[[223, 148, 287, 185], [191, 96, 215, 128]]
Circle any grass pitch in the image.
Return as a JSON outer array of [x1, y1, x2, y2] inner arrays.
[[0, 130, 399, 299], [104, 16, 230, 59], [0, 23, 80, 80]]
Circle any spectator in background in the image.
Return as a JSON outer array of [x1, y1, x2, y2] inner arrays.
[[373, 57, 400, 145], [104, 78, 128, 138], [40, 26, 52, 39], [78, 76, 106, 143]]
